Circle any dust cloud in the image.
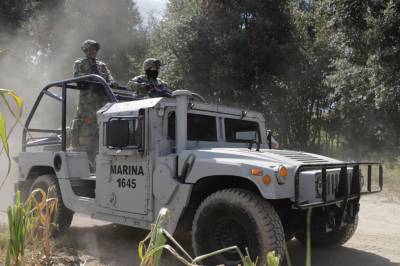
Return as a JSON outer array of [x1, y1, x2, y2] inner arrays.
[[0, 0, 147, 212]]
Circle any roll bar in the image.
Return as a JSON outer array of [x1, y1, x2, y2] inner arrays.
[[22, 75, 117, 152]]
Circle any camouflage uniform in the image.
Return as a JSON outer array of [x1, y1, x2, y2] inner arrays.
[[127, 58, 172, 98], [127, 75, 170, 98], [71, 40, 115, 168]]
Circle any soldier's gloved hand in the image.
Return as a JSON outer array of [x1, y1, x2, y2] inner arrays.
[[144, 83, 155, 92], [110, 82, 119, 89]]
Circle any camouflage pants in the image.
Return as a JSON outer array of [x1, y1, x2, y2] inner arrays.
[[70, 118, 98, 170]]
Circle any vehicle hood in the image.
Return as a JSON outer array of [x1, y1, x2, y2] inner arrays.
[[188, 148, 343, 167]]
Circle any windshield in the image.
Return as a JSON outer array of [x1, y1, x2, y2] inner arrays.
[[224, 118, 260, 143]]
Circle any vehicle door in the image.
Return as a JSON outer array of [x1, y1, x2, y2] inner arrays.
[[97, 112, 149, 215]]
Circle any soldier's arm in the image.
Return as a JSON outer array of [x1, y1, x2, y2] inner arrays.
[[104, 64, 115, 85], [127, 77, 148, 96], [73, 61, 83, 77]]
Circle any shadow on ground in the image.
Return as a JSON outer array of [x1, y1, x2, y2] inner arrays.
[[60, 223, 399, 266]]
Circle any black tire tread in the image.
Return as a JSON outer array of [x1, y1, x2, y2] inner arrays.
[[192, 188, 284, 265]]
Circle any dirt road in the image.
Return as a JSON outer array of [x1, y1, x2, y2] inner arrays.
[[57, 193, 398, 266], [1, 194, 399, 265]]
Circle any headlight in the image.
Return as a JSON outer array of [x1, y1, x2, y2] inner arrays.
[[275, 165, 287, 185]]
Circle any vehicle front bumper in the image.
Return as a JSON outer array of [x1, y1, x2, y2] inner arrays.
[[293, 162, 383, 210]]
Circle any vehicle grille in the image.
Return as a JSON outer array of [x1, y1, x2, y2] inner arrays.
[[315, 170, 353, 199]]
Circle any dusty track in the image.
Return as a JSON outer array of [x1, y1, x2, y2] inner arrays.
[[1, 194, 399, 265], [62, 193, 399, 266]]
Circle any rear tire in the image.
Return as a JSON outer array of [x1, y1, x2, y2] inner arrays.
[[30, 174, 74, 234], [295, 215, 358, 248], [192, 188, 284, 266]]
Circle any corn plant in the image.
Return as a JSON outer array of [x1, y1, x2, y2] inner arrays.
[[5, 187, 58, 265], [138, 208, 168, 266], [0, 86, 23, 190], [29, 187, 58, 260], [5, 191, 34, 266]]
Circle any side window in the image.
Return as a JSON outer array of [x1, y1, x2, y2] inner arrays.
[[224, 118, 260, 142], [188, 113, 217, 141], [106, 117, 143, 149], [167, 112, 217, 141]]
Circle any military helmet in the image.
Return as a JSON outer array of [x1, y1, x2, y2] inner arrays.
[[143, 58, 161, 71], [81, 40, 100, 52]]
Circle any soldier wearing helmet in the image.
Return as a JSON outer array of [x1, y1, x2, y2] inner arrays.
[[71, 40, 116, 169], [127, 58, 172, 98], [73, 40, 116, 84]]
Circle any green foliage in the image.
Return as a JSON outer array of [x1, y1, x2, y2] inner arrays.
[[4, 188, 59, 265], [0, 0, 148, 83], [266, 250, 280, 266], [148, 0, 400, 157], [138, 208, 168, 266], [0, 87, 23, 189], [4, 0, 400, 157], [5, 191, 33, 266]]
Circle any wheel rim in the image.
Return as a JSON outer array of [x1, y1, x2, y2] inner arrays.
[[212, 217, 253, 263]]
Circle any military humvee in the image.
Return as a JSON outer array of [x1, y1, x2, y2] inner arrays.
[[16, 75, 383, 265]]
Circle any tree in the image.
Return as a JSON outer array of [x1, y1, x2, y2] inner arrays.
[[151, 0, 332, 150], [27, 0, 148, 82]]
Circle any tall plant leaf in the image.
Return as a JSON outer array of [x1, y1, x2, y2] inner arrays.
[[0, 89, 24, 190], [0, 112, 10, 176], [0, 89, 24, 117]]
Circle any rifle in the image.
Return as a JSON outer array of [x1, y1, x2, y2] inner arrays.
[[148, 80, 173, 97]]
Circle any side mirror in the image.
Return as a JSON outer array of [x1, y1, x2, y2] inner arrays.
[[107, 117, 144, 150], [266, 130, 279, 149]]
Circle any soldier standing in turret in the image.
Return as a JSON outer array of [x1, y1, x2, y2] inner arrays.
[[71, 40, 116, 169], [127, 58, 172, 98]]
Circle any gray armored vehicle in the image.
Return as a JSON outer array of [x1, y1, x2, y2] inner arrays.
[[16, 75, 383, 265]]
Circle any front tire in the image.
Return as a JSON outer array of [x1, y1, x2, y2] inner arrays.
[[295, 215, 358, 248], [192, 188, 284, 266], [30, 174, 74, 234]]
